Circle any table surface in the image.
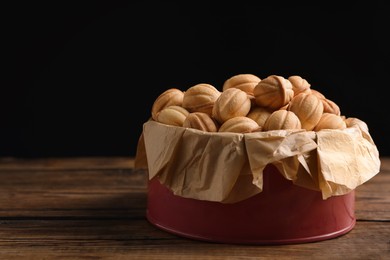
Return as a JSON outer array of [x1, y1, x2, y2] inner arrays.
[[0, 156, 388, 259]]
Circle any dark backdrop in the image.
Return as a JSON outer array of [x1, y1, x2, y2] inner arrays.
[[3, 1, 388, 158]]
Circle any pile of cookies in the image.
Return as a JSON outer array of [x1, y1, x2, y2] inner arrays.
[[150, 74, 346, 133]]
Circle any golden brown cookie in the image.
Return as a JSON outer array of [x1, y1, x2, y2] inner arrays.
[[212, 88, 251, 124], [182, 83, 221, 116], [314, 113, 346, 131], [222, 73, 261, 97], [288, 75, 311, 96], [263, 110, 302, 131], [156, 105, 190, 127], [183, 112, 219, 132], [218, 116, 260, 133], [288, 93, 324, 131], [151, 88, 184, 121], [253, 75, 294, 110]]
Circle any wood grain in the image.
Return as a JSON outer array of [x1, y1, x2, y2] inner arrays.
[[0, 157, 389, 259], [0, 156, 135, 171]]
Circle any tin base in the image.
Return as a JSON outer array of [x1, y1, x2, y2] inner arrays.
[[146, 165, 356, 245]]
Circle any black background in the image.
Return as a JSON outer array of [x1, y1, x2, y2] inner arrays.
[[3, 1, 388, 158]]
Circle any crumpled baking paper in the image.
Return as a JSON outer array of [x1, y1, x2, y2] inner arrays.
[[135, 117, 380, 202]]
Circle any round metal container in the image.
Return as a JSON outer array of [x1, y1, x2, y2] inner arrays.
[[146, 165, 355, 245]]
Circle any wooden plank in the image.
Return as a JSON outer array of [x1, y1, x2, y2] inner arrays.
[[0, 220, 388, 259], [0, 169, 148, 218], [0, 157, 135, 171], [0, 169, 147, 192], [380, 157, 390, 171], [355, 165, 390, 221]]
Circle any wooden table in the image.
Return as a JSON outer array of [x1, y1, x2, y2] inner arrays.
[[0, 157, 388, 259]]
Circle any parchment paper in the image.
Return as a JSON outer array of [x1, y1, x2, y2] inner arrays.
[[135, 117, 380, 202]]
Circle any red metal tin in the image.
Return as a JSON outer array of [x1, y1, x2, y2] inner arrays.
[[146, 164, 356, 245]]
